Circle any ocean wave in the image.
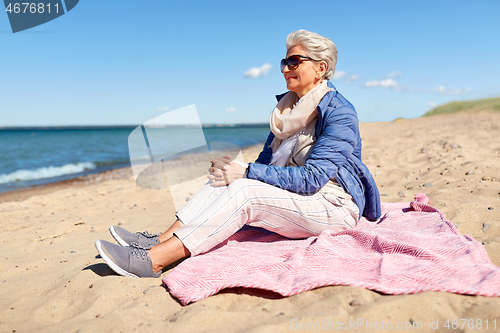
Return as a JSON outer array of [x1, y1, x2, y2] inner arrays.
[[0, 162, 97, 184]]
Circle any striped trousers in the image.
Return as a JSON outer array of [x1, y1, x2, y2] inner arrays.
[[174, 178, 359, 256]]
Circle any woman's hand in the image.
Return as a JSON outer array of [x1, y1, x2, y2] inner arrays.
[[207, 155, 247, 187]]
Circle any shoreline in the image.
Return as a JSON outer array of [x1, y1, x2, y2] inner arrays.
[[0, 166, 133, 204], [0, 125, 271, 198], [0, 143, 266, 204]]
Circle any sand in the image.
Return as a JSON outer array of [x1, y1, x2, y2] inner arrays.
[[1, 112, 499, 332]]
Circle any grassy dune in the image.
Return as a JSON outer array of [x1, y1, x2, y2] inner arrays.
[[424, 96, 500, 116]]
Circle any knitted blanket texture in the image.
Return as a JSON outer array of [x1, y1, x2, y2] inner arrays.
[[163, 194, 500, 305]]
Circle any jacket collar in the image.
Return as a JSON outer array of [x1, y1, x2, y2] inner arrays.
[[316, 81, 336, 117]]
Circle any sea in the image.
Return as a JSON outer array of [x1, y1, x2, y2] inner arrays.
[[0, 124, 270, 193]]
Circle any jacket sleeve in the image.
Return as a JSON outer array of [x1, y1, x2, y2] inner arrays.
[[246, 107, 359, 194], [253, 131, 275, 165]]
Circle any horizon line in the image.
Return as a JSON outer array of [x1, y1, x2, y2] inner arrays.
[[0, 123, 270, 131]]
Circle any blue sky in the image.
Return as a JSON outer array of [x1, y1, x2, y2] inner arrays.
[[1, 0, 499, 126]]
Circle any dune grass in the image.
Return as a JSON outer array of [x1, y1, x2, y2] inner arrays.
[[424, 96, 500, 117]]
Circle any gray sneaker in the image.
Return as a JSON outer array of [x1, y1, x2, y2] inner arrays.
[[95, 239, 161, 278], [109, 225, 160, 249]]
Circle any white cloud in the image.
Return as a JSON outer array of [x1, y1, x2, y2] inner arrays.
[[155, 106, 170, 112], [387, 71, 402, 78], [225, 107, 236, 112], [364, 71, 403, 90], [333, 70, 346, 79], [365, 78, 399, 89], [425, 86, 471, 95], [244, 63, 272, 78], [361, 70, 470, 96], [427, 101, 437, 108], [333, 70, 361, 83]]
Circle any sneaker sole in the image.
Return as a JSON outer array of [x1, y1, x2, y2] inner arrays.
[[109, 226, 129, 246], [95, 240, 139, 278]]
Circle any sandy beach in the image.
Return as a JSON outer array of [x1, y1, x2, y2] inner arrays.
[[1, 112, 499, 332]]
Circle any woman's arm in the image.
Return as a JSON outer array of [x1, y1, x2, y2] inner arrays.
[[246, 107, 359, 194], [254, 131, 275, 165]]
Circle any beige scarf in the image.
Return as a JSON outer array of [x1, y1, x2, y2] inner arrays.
[[269, 80, 333, 166]]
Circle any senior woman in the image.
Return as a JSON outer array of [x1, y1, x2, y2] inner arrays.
[[95, 29, 381, 278]]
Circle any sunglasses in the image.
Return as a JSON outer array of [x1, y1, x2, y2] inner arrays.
[[280, 55, 318, 72]]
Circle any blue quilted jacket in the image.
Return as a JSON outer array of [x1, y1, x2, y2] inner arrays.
[[246, 81, 381, 221]]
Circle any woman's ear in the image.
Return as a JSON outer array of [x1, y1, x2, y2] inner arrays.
[[315, 61, 327, 79], [319, 61, 327, 76]]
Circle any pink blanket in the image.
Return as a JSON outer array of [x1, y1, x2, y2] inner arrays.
[[162, 194, 500, 305]]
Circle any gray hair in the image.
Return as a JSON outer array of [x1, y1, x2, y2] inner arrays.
[[286, 30, 338, 80]]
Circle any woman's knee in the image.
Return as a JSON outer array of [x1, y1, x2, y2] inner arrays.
[[227, 178, 262, 191], [223, 178, 270, 205]]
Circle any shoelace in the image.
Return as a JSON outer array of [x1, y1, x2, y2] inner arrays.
[[130, 242, 151, 261], [137, 231, 161, 238]]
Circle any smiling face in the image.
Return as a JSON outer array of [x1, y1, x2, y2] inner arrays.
[[283, 44, 326, 98]]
